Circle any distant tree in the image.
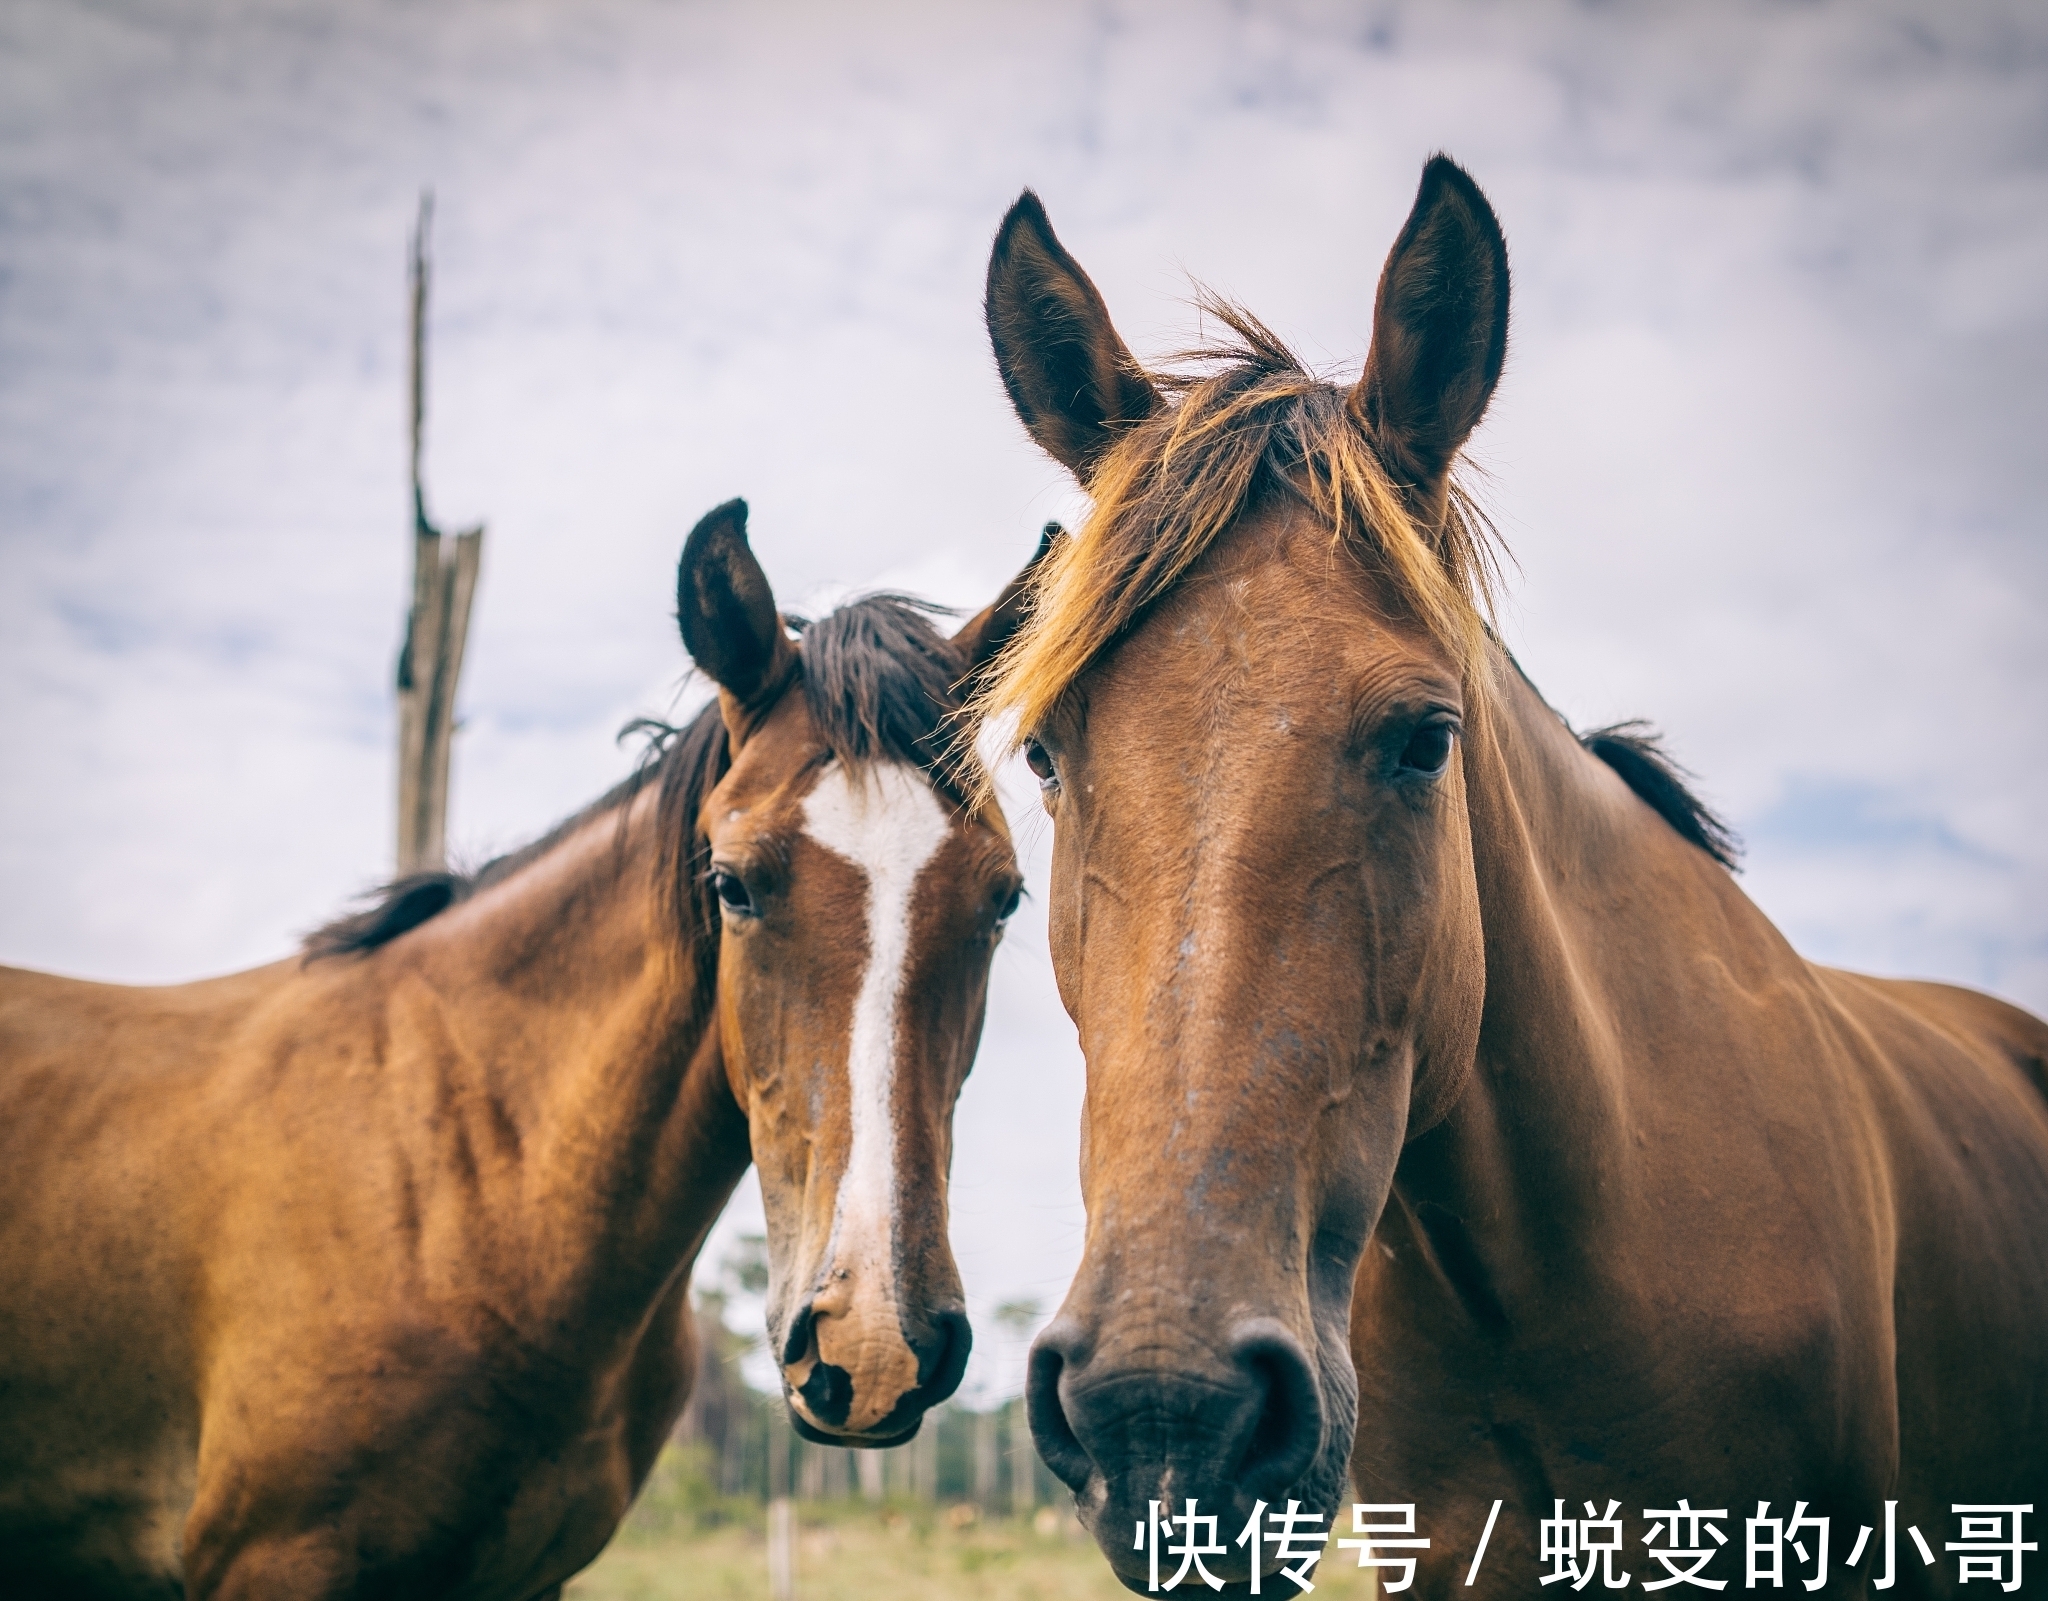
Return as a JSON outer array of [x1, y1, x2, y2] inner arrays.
[[994, 1299, 1043, 1515], [724, 1232, 770, 1296]]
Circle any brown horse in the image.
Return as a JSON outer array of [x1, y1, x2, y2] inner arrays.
[[978, 162, 2048, 1597], [0, 499, 1039, 1599]]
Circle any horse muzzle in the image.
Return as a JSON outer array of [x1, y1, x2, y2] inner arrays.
[[778, 1286, 971, 1446], [1028, 1314, 1339, 1589]]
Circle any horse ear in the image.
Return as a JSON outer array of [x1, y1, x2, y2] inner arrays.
[[952, 520, 1064, 675], [985, 192, 1160, 482], [1350, 155, 1509, 506], [677, 498, 797, 716]]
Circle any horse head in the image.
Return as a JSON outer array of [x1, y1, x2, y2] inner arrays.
[[679, 499, 1039, 1444], [977, 160, 1507, 1583]]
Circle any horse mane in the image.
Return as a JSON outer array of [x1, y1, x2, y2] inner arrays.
[[1581, 721, 1742, 870], [1495, 648, 1741, 870], [975, 295, 1502, 748], [304, 593, 969, 960]]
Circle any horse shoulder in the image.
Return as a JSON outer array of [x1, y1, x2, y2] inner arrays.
[[178, 953, 706, 1598]]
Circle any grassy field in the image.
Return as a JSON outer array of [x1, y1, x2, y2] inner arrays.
[[567, 1496, 1387, 1601]]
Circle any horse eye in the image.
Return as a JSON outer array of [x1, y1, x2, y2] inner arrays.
[[1398, 721, 1456, 777], [994, 883, 1025, 923], [1023, 739, 1058, 793], [710, 869, 756, 916]]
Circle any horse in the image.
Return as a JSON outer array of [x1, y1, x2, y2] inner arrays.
[[975, 160, 2048, 1597], [0, 498, 1042, 1599]]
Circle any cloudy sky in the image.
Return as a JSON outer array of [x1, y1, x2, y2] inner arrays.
[[3, 0, 2044, 1402]]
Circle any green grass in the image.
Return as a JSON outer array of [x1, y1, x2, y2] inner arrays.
[[566, 1507, 1120, 1601], [567, 1492, 1387, 1601]]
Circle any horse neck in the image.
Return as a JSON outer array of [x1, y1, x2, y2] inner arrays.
[[377, 784, 747, 1318], [1393, 650, 1799, 1270]]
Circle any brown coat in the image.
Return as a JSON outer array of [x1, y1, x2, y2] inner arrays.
[[0, 504, 1039, 1599]]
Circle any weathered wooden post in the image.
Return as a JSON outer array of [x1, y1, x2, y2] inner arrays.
[[1009, 1395, 1034, 1518], [767, 1415, 796, 1601], [973, 1407, 998, 1511], [994, 1298, 1042, 1517], [912, 1406, 939, 1502], [395, 193, 484, 876]]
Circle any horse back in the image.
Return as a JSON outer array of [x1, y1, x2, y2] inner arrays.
[[1856, 973, 2048, 1109], [1817, 967, 2048, 1203], [0, 957, 296, 1317], [0, 960, 296, 1597]]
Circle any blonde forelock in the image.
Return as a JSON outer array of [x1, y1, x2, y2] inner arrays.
[[969, 298, 1501, 787]]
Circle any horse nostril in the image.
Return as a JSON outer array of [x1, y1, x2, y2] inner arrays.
[[1026, 1323, 1096, 1492], [781, 1302, 816, 1367], [796, 1356, 854, 1429], [781, 1299, 858, 1430], [913, 1309, 972, 1404], [1229, 1322, 1324, 1493]]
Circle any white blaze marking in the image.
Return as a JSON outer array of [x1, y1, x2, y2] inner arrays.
[[800, 762, 951, 1384]]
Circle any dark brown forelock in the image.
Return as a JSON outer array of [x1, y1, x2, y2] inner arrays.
[[794, 593, 974, 804]]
